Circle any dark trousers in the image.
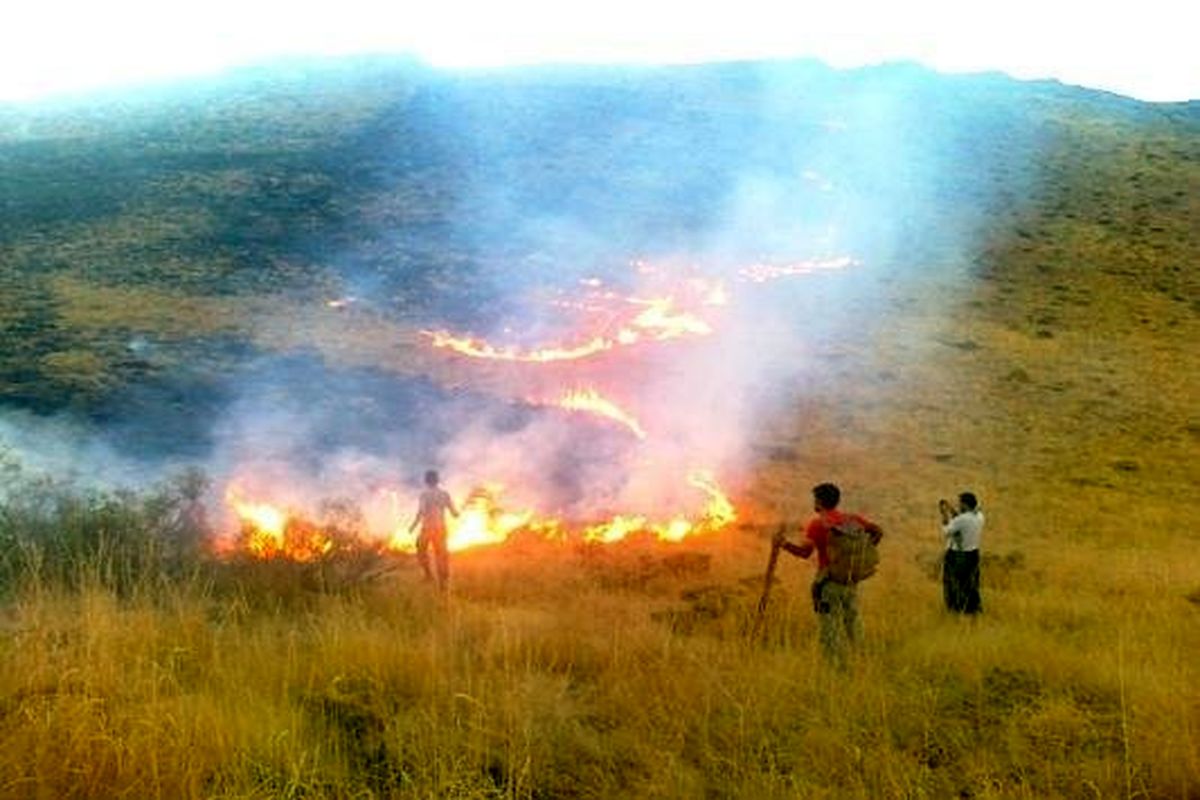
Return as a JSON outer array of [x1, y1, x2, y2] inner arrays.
[[943, 549, 981, 614]]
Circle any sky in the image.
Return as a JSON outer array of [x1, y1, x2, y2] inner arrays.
[[1, 0, 1197, 103]]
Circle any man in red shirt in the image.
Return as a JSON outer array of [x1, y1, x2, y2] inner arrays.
[[775, 482, 884, 664]]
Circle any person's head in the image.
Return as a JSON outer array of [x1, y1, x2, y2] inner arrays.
[[424, 469, 440, 487], [812, 482, 841, 512], [958, 491, 978, 511]]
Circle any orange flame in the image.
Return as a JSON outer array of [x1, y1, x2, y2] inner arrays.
[[388, 485, 561, 553], [225, 469, 736, 561], [422, 291, 715, 363], [550, 388, 646, 439], [226, 486, 333, 561], [581, 470, 736, 543], [687, 469, 737, 530], [421, 329, 614, 362], [626, 296, 712, 339]]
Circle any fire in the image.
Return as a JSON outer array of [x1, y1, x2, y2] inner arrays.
[[422, 256, 855, 363], [581, 470, 735, 543], [626, 297, 712, 339], [549, 388, 646, 439], [421, 330, 614, 363], [387, 485, 556, 553], [217, 257, 859, 562], [422, 289, 717, 363], [225, 486, 334, 561], [688, 469, 737, 529], [225, 469, 736, 560]]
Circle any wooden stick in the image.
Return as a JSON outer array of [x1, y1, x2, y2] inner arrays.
[[750, 524, 786, 642]]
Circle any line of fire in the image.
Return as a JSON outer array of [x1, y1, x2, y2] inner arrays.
[[218, 257, 855, 562]]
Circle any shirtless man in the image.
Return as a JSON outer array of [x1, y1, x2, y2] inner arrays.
[[409, 470, 459, 591]]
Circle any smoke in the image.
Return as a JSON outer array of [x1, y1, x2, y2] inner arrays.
[[2, 57, 1047, 540], [0, 409, 180, 499]]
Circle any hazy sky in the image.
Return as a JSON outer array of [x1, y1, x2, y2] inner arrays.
[[2, 0, 1197, 103]]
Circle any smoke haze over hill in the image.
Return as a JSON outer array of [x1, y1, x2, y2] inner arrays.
[[1, 57, 1196, 535]]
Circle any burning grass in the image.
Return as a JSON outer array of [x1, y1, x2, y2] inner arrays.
[[218, 465, 737, 563]]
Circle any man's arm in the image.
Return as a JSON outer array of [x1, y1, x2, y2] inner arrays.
[[942, 515, 963, 547], [773, 526, 815, 558], [863, 519, 884, 545], [784, 539, 816, 558]]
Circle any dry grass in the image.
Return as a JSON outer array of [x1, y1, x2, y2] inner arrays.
[[1, 487, 1196, 799]]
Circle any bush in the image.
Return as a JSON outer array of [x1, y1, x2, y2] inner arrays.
[[0, 453, 209, 596]]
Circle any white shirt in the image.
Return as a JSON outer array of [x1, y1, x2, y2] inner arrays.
[[944, 509, 984, 552]]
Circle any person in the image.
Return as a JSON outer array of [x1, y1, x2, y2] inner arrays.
[[409, 469, 459, 591], [774, 482, 884, 664], [939, 492, 984, 614]]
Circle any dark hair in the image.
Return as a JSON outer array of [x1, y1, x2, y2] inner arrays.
[[958, 491, 978, 510], [424, 470, 439, 486], [812, 482, 841, 510]]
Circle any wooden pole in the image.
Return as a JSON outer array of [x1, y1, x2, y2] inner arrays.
[[750, 524, 786, 642]]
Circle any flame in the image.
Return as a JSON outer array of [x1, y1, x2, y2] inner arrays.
[[627, 297, 711, 338], [551, 388, 646, 439], [388, 485, 561, 553], [226, 486, 333, 561], [423, 254, 855, 363], [581, 470, 736, 543], [422, 291, 716, 363], [218, 257, 864, 562], [226, 486, 286, 554], [422, 329, 614, 362], [225, 469, 735, 561], [687, 469, 737, 530]]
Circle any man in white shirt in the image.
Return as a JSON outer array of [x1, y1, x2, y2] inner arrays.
[[939, 492, 984, 614]]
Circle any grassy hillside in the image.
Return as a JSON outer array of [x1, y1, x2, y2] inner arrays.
[[5, 59, 1193, 426], [0, 58, 1197, 798]]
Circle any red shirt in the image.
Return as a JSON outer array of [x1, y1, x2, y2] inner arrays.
[[804, 509, 878, 568]]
